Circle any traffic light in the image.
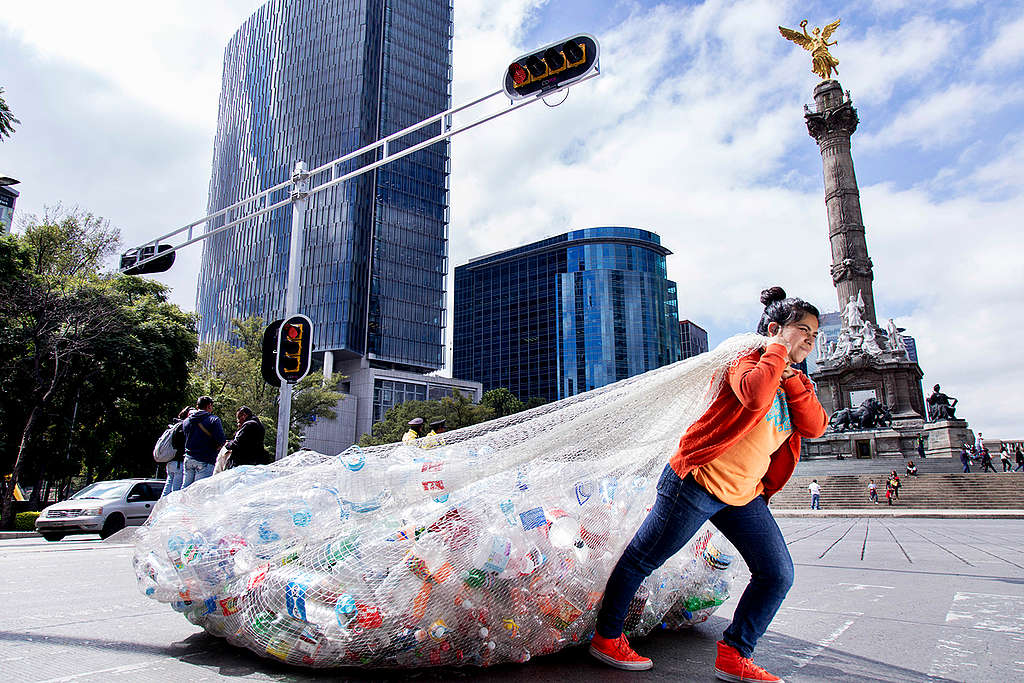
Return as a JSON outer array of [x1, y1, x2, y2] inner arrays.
[[503, 35, 600, 101], [120, 244, 176, 274], [261, 319, 284, 388], [276, 314, 313, 384]]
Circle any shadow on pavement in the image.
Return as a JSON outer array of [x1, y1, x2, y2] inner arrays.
[[0, 615, 956, 682]]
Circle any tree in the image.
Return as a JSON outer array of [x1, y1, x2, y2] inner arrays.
[[0, 87, 19, 140], [0, 207, 203, 526], [359, 391, 494, 446], [481, 387, 524, 418]]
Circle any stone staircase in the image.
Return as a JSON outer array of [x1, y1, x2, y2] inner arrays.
[[771, 472, 1024, 509]]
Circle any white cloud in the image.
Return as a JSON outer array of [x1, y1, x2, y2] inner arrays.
[[977, 11, 1024, 70], [858, 83, 1000, 151]]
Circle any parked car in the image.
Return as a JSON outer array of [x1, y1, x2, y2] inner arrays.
[[35, 478, 164, 541]]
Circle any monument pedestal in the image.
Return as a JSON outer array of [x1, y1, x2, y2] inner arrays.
[[921, 419, 974, 459], [802, 422, 925, 461]]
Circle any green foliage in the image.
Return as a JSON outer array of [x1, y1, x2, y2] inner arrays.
[[359, 391, 494, 446], [0, 87, 19, 140], [15, 511, 39, 531], [190, 317, 344, 455], [523, 396, 549, 410], [0, 207, 196, 528], [481, 387, 524, 418]]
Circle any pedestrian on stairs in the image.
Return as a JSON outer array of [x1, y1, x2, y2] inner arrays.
[[868, 480, 878, 504], [808, 480, 821, 509], [980, 448, 998, 473], [1000, 446, 1012, 472], [885, 477, 896, 506], [959, 445, 971, 473], [1015, 445, 1024, 472]]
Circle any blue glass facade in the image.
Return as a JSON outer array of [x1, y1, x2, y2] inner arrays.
[[453, 227, 682, 402], [196, 0, 452, 372]]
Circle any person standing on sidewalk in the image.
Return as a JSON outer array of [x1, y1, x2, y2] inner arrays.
[[181, 396, 225, 488], [808, 479, 821, 509], [589, 287, 827, 683]]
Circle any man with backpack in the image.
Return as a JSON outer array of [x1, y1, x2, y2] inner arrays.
[[159, 406, 191, 497], [223, 406, 269, 468], [181, 396, 226, 488]]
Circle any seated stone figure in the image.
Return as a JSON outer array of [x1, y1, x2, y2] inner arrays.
[[926, 384, 958, 421]]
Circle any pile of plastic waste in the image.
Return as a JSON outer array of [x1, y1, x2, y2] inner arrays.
[[134, 445, 739, 668], [134, 335, 770, 668]]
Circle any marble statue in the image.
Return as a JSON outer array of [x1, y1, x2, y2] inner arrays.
[[842, 291, 865, 329]]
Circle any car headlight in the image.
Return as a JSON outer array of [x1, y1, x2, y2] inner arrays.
[[80, 507, 103, 516]]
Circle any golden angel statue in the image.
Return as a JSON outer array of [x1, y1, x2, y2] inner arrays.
[[779, 19, 841, 81]]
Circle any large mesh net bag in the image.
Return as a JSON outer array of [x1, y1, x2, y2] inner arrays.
[[132, 334, 767, 668]]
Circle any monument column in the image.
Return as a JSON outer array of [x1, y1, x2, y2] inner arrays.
[[804, 80, 878, 325]]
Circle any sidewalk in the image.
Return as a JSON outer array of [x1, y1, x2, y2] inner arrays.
[[772, 508, 1024, 518], [0, 531, 41, 539]]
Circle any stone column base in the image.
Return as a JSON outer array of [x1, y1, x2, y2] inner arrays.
[[921, 419, 974, 459]]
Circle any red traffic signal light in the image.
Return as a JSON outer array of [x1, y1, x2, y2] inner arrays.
[[503, 35, 600, 101], [275, 314, 313, 384]]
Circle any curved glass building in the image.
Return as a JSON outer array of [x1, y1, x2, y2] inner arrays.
[[196, 0, 453, 373], [453, 227, 682, 402]]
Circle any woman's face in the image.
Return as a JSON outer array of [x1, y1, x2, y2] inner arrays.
[[774, 313, 819, 364]]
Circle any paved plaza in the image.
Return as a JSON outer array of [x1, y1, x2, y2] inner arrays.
[[1, 518, 1022, 682]]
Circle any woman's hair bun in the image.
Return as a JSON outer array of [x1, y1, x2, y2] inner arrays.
[[760, 286, 787, 307]]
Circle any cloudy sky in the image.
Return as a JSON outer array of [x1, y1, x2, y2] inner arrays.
[[2, 0, 1023, 436]]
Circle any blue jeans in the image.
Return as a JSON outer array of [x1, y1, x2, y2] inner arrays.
[[161, 459, 183, 497], [596, 464, 794, 659], [182, 456, 215, 489], [811, 493, 820, 509]]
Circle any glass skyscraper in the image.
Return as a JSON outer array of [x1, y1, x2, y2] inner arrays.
[[196, 0, 452, 374], [454, 227, 682, 402], [679, 319, 709, 359]]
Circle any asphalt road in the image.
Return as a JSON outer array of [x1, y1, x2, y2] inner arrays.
[[1, 518, 1022, 682]]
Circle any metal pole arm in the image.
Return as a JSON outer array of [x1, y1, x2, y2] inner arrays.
[[119, 71, 600, 273]]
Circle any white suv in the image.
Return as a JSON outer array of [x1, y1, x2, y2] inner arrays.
[[35, 478, 164, 541]]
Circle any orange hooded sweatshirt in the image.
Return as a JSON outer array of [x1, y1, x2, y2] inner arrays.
[[668, 343, 828, 501]]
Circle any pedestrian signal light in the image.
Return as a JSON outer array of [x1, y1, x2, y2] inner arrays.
[[120, 244, 176, 274], [275, 314, 313, 384], [503, 35, 600, 101]]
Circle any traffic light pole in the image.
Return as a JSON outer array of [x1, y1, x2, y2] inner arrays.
[[116, 37, 602, 462], [275, 162, 310, 460]]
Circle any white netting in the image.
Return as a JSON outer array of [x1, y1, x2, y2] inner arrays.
[[132, 334, 768, 668]]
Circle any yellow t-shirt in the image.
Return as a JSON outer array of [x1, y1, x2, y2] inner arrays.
[[693, 386, 793, 505], [402, 429, 419, 443]]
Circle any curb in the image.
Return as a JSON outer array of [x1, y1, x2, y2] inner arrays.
[[0, 531, 43, 539], [772, 509, 1024, 519]]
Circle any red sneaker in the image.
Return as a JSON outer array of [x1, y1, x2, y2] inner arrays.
[[589, 633, 653, 670], [714, 640, 784, 682]]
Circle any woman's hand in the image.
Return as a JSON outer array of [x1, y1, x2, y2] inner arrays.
[[780, 366, 797, 380], [769, 328, 795, 354]]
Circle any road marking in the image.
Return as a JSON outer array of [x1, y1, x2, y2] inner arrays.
[[818, 521, 857, 559], [33, 662, 152, 683], [789, 617, 857, 669], [881, 522, 913, 563], [945, 592, 1024, 634]]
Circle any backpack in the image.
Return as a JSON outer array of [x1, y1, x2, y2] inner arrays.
[[153, 422, 184, 463]]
